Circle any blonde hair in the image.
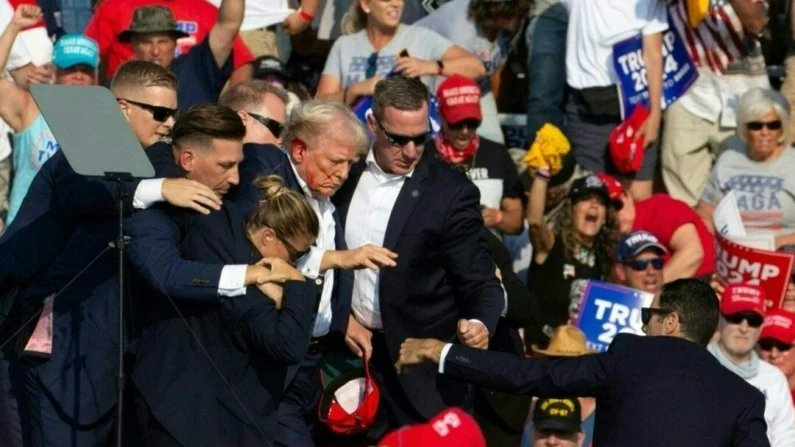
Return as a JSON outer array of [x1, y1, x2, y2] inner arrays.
[[282, 100, 369, 156], [219, 80, 289, 112], [341, 0, 367, 35], [111, 60, 178, 95], [736, 87, 792, 146], [246, 175, 319, 242]]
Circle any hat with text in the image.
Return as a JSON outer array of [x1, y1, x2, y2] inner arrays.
[[760, 309, 795, 344], [52, 34, 99, 69], [720, 283, 766, 317], [436, 74, 482, 124], [378, 407, 486, 447], [118, 6, 189, 43], [616, 230, 668, 263], [253, 55, 288, 83], [568, 174, 611, 205], [533, 397, 582, 434], [318, 352, 380, 435]]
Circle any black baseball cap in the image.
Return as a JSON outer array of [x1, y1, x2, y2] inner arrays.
[[568, 174, 610, 204], [252, 56, 288, 84], [533, 397, 582, 433]]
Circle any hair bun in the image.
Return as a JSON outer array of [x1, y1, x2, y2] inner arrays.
[[254, 174, 287, 201]]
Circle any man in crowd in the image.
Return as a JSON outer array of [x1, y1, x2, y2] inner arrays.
[[218, 79, 288, 146], [758, 309, 795, 408], [530, 397, 586, 447], [614, 230, 666, 294], [709, 284, 795, 445], [395, 279, 769, 446], [335, 76, 503, 438]]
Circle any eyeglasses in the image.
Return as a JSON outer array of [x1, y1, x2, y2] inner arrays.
[[723, 312, 764, 328], [376, 119, 429, 147], [625, 258, 664, 271], [448, 119, 481, 131], [747, 120, 782, 131], [117, 98, 177, 122], [365, 52, 378, 79], [641, 307, 674, 326], [758, 338, 793, 352], [247, 112, 284, 139], [275, 233, 310, 265]]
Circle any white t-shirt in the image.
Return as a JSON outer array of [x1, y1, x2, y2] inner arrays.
[[561, 0, 668, 89], [746, 361, 795, 447], [205, 0, 291, 31]]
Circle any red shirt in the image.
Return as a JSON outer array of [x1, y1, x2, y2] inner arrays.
[[84, 0, 253, 77], [633, 194, 715, 278]]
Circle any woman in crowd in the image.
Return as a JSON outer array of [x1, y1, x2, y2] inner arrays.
[[696, 88, 795, 250], [315, 0, 484, 105]]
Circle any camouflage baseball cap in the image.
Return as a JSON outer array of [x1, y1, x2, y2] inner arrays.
[[118, 6, 189, 43]]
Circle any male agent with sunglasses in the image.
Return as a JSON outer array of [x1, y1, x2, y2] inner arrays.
[[708, 283, 795, 446], [758, 309, 795, 410], [614, 230, 666, 294]]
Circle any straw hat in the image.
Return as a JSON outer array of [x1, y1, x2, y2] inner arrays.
[[532, 325, 594, 357]]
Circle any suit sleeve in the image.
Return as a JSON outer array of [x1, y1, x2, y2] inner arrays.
[[443, 344, 610, 397], [125, 208, 225, 303], [222, 280, 320, 364], [442, 182, 504, 334], [732, 392, 771, 447]]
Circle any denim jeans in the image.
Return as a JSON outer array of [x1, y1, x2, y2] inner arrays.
[[525, 3, 568, 140]]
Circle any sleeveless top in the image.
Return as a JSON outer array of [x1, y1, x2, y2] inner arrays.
[[8, 114, 60, 225]]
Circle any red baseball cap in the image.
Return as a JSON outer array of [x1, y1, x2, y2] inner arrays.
[[596, 173, 625, 210], [436, 75, 482, 125], [378, 408, 485, 447], [720, 283, 766, 317], [760, 309, 795, 344]]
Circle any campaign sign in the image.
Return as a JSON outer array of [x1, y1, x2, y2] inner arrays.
[[612, 17, 698, 119], [352, 94, 441, 139], [715, 234, 795, 310], [575, 281, 653, 353]]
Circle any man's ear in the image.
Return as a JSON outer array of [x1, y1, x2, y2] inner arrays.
[[118, 100, 131, 120], [665, 312, 680, 336], [366, 112, 378, 136], [178, 148, 195, 173], [290, 138, 307, 163]]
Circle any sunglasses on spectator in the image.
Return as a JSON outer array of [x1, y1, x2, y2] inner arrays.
[[366, 52, 378, 79], [247, 112, 284, 139], [376, 119, 429, 147], [747, 120, 782, 131], [275, 233, 310, 265], [625, 258, 664, 271], [117, 98, 177, 122], [448, 119, 481, 131], [722, 312, 764, 328], [758, 338, 793, 352], [641, 307, 674, 326]]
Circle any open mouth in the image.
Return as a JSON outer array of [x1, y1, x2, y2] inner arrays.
[[584, 213, 599, 223]]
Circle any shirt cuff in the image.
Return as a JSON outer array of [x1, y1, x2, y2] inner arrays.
[[218, 264, 247, 297], [133, 178, 165, 209], [501, 284, 508, 317], [298, 246, 325, 279], [438, 343, 454, 374]]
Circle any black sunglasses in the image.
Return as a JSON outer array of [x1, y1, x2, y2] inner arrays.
[[641, 307, 674, 326], [723, 312, 764, 328], [365, 52, 378, 79], [448, 119, 481, 131], [625, 258, 664, 271], [275, 234, 310, 265], [747, 120, 782, 131], [758, 338, 793, 352], [118, 98, 177, 122], [247, 112, 284, 139], [376, 119, 429, 147]]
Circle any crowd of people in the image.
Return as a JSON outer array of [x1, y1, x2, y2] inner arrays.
[[1, 0, 795, 446]]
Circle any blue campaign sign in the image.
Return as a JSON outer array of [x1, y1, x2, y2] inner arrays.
[[574, 281, 654, 353], [612, 17, 699, 119]]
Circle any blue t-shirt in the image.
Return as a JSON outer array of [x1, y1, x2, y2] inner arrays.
[[170, 37, 233, 109]]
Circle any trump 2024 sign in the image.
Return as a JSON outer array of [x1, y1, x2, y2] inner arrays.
[[575, 281, 654, 353]]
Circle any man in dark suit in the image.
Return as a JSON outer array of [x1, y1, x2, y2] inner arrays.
[[332, 77, 504, 437], [396, 279, 770, 447]]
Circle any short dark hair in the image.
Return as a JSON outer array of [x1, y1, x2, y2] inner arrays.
[[468, 0, 531, 23], [371, 76, 429, 122], [172, 103, 246, 150], [658, 279, 719, 346], [218, 80, 289, 112]]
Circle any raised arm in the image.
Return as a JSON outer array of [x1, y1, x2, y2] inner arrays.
[[0, 5, 41, 132], [208, 0, 245, 68]]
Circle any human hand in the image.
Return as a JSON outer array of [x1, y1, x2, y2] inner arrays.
[[456, 319, 488, 349], [395, 338, 446, 374], [24, 64, 53, 85], [255, 258, 305, 283], [345, 315, 373, 359], [282, 10, 311, 35], [394, 57, 436, 78], [161, 178, 221, 214], [12, 4, 42, 29], [481, 208, 503, 228], [257, 282, 284, 308], [635, 111, 661, 147], [337, 244, 398, 270], [710, 273, 725, 299]]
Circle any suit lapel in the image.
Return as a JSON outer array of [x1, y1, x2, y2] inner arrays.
[[382, 157, 429, 252], [336, 159, 366, 226]]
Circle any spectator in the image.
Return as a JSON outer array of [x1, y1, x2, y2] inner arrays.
[[758, 309, 795, 408], [0, 6, 99, 226], [429, 75, 523, 235], [315, 0, 484, 105], [560, 0, 667, 200], [709, 283, 795, 446], [614, 230, 666, 295], [114, 60, 178, 147], [218, 79, 288, 146], [528, 397, 586, 447], [378, 407, 486, 447], [250, 55, 301, 114], [696, 88, 795, 250], [116, 0, 243, 108], [662, 0, 769, 206], [414, 0, 532, 144]]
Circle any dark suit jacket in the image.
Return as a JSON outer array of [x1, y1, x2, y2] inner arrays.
[[444, 334, 770, 447], [332, 153, 504, 419], [128, 201, 321, 447], [229, 143, 353, 339]]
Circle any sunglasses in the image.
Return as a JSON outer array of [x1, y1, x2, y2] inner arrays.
[[275, 234, 310, 265], [376, 119, 429, 147], [747, 120, 782, 131], [625, 258, 664, 271], [641, 307, 674, 326], [118, 98, 177, 122], [723, 312, 764, 328], [365, 52, 378, 79], [758, 338, 793, 352], [448, 119, 481, 131], [247, 112, 284, 139]]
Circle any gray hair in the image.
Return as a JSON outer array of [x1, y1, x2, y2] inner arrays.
[[282, 99, 370, 156], [372, 77, 429, 122], [736, 87, 791, 145]]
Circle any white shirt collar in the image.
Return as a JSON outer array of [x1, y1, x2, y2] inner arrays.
[[366, 148, 415, 179]]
